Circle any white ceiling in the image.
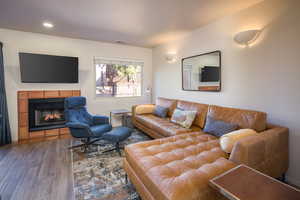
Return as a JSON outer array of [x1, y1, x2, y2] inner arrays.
[[0, 0, 263, 47]]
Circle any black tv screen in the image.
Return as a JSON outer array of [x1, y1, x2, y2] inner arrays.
[[19, 53, 78, 83], [200, 66, 220, 82]]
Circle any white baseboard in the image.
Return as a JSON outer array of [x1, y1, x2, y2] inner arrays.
[[286, 176, 300, 188]]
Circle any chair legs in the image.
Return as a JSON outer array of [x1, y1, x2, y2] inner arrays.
[[69, 138, 102, 152], [102, 142, 123, 156]]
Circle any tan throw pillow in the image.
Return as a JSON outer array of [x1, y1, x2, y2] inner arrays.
[[135, 105, 155, 115], [171, 108, 197, 129], [220, 129, 258, 153]]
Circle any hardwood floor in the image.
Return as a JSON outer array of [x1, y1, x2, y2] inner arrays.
[[0, 138, 74, 200]]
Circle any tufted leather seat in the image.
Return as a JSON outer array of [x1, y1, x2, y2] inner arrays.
[[125, 132, 236, 200]]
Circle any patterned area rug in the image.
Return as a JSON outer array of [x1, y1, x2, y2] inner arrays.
[[71, 129, 151, 200]]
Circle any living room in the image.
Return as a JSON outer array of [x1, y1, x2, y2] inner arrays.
[[0, 0, 300, 200]]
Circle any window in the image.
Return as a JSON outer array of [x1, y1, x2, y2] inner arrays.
[[95, 58, 143, 97]]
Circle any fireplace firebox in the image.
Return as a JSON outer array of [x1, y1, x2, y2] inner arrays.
[[28, 98, 66, 131]]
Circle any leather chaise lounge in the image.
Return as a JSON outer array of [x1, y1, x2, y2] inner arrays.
[[124, 97, 289, 200]]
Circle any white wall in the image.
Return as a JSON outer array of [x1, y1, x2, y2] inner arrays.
[[0, 28, 152, 141], [153, 0, 300, 186]]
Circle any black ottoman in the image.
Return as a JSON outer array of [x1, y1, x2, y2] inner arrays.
[[102, 126, 133, 156]]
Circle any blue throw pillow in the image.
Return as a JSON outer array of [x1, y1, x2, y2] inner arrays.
[[203, 116, 238, 137], [153, 105, 168, 118]]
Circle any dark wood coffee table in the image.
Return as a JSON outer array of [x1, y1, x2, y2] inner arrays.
[[209, 164, 300, 200]]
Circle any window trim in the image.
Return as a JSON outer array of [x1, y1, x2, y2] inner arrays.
[[94, 56, 144, 98]]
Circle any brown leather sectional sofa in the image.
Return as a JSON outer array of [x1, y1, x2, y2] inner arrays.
[[124, 97, 289, 200]]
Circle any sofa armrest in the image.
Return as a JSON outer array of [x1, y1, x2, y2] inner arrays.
[[229, 124, 289, 177], [132, 105, 138, 117], [132, 104, 155, 116], [93, 115, 109, 125]]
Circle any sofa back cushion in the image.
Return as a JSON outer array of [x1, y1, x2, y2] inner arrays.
[[156, 97, 177, 117], [177, 100, 208, 128], [171, 108, 197, 128], [207, 105, 267, 132], [153, 105, 168, 118], [203, 116, 238, 137]]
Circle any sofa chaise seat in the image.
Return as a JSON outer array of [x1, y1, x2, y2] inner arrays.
[[124, 132, 236, 200]]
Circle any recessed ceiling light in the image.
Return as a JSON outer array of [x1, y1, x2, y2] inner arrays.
[[43, 22, 54, 28]]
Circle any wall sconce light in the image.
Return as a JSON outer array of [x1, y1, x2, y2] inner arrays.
[[234, 29, 261, 46], [165, 52, 177, 63]]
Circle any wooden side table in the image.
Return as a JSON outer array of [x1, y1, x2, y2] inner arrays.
[[109, 109, 131, 127], [209, 164, 300, 200]]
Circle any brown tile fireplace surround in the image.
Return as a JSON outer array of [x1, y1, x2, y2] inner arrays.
[[17, 90, 81, 142]]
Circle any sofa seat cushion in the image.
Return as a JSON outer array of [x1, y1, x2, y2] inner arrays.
[[125, 132, 236, 200], [135, 114, 200, 137]]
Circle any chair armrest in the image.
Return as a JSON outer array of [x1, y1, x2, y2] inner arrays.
[[229, 124, 289, 177], [93, 115, 109, 125], [65, 122, 90, 129]]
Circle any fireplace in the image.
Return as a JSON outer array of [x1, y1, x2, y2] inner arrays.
[[17, 90, 80, 142], [28, 98, 66, 131]]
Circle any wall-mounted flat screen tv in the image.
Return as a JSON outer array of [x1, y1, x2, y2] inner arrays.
[[19, 53, 79, 83], [200, 66, 220, 82]]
